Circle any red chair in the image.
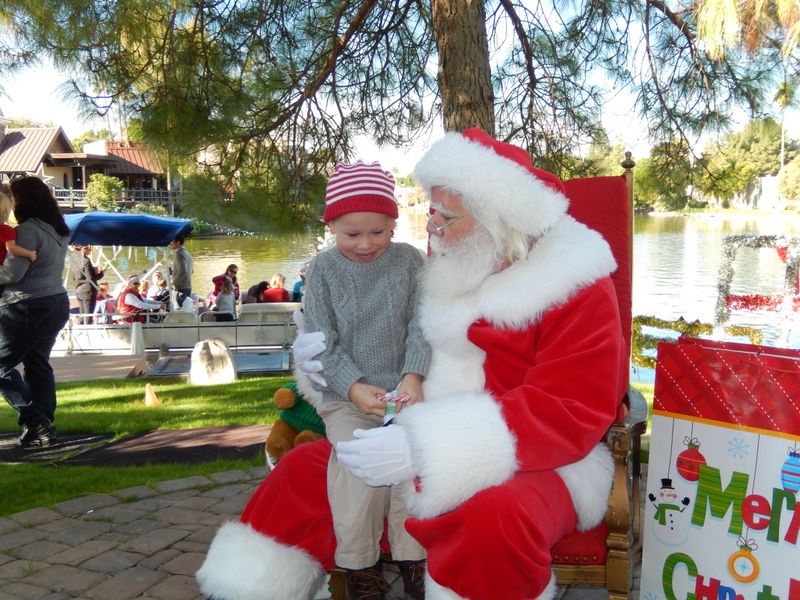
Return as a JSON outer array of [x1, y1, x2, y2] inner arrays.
[[550, 166, 647, 600]]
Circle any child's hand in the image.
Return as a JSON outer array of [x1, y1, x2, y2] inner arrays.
[[29, 250, 37, 263], [349, 382, 388, 416], [397, 373, 424, 408]]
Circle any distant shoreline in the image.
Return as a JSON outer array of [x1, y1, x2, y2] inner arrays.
[[644, 210, 800, 220]]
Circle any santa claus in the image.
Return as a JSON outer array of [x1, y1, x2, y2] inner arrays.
[[197, 128, 626, 600]]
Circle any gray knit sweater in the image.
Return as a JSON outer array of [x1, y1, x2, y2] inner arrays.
[[0, 218, 69, 306], [304, 242, 431, 403]]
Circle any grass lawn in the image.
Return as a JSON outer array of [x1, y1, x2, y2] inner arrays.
[[0, 374, 291, 516]]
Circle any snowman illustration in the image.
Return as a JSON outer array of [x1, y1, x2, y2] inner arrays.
[[648, 477, 692, 546]]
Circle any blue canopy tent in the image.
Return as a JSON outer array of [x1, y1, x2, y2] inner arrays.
[[65, 211, 193, 247]]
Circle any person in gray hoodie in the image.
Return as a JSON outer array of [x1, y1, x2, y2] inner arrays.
[[0, 178, 70, 448]]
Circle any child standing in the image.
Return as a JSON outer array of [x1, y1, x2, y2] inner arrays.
[[212, 277, 236, 321], [303, 161, 430, 600], [0, 187, 38, 265]]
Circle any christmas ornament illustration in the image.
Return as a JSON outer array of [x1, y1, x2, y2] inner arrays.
[[676, 436, 707, 482], [727, 537, 759, 584], [781, 447, 800, 493]]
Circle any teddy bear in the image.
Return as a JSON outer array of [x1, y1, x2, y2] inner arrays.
[[265, 378, 326, 466]]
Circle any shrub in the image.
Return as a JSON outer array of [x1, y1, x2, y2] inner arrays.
[[85, 174, 123, 212], [129, 202, 169, 216]]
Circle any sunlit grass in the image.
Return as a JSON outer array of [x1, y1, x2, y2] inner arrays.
[[0, 457, 265, 516], [0, 375, 292, 439], [0, 375, 291, 516], [631, 381, 654, 463]]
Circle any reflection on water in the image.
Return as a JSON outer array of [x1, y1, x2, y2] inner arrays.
[[118, 210, 800, 348], [634, 214, 800, 347]]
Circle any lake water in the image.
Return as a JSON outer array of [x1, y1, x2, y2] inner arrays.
[[120, 209, 800, 349]]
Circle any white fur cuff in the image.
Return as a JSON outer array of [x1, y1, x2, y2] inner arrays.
[[196, 521, 325, 600], [397, 392, 517, 518], [556, 443, 614, 531]]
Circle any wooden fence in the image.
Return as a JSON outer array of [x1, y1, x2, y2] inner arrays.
[[54, 189, 180, 213]]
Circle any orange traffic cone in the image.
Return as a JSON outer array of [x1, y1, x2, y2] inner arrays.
[[144, 383, 161, 408]]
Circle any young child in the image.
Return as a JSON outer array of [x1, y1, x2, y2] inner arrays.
[[0, 187, 38, 265], [92, 281, 115, 324], [303, 161, 430, 600], [212, 277, 236, 321]]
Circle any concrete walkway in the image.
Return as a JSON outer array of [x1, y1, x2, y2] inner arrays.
[[0, 467, 642, 599]]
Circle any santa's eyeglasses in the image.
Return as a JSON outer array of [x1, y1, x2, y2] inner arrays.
[[426, 212, 464, 235]]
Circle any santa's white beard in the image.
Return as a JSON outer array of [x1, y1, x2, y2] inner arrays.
[[423, 226, 500, 299]]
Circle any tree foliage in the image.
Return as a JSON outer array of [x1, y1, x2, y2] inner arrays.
[[70, 128, 113, 152], [85, 173, 123, 212], [779, 156, 800, 200], [0, 0, 794, 221], [6, 117, 51, 128], [696, 0, 800, 59], [633, 140, 693, 210], [694, 117, 800, 204]]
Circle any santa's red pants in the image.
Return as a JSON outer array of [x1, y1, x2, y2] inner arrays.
[[240, 439, 577, 600]]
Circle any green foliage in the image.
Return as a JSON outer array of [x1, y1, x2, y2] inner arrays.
[[395, 174, 416, 188], [85, 173, 123, 212], [693, 117, 800, 205], [0, 373, 290, 515], [726, 118, 784, 176], [0, 0, 785, 225], [128, 202, 168, 216], [7, 116, 50, 128], [779, 156, 800, 200], [633, 141, 692, 211], [180, 157, 327, 234], [0, 457, 263, 517], [694, 147, 759, 205], [70, 128, 113, 152]]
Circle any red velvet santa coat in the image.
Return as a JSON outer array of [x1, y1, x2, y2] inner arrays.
[[196, 214, 625, 600], [402, 215, 624, 523]]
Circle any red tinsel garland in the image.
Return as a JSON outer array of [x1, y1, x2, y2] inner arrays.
[[726, 294, 800, 312]]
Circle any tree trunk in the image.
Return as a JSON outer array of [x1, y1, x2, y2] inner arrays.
[[431, 0, 495, 135]]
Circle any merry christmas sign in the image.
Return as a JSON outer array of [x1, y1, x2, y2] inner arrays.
[[641, 337, 800, 600]]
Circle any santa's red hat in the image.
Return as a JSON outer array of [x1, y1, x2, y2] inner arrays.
[[413, 128, 568, 237], [323, 161, 399, 222]]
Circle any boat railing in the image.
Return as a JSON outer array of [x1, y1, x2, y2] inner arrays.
[[58, 303, 301, 354]]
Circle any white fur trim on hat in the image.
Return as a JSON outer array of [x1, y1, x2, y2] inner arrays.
[[413, 131, 568, 237], [556, 443, 614, 531], [397, 392, 517, 519], [196, 521, 325, 600]]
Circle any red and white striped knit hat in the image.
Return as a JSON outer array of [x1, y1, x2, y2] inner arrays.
[[322, 161, 399, 222]]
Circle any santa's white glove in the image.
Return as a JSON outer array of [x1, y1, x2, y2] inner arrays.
[[336, 424, 414, 487], [292, 310, 327, 387]]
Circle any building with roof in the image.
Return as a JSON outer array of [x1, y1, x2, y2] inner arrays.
[[0, 115, 166, 191], [0, 113, 175, 212]]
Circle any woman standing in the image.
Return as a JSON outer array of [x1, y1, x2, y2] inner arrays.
[[0, 178, 70, 448], [74, 245, 104, 324]]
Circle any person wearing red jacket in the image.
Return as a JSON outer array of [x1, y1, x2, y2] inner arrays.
[[116, 275, 163, 323], [197, 129, 625, 600], [261, 272, 290, 302], [210, 264, 240, 305]]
